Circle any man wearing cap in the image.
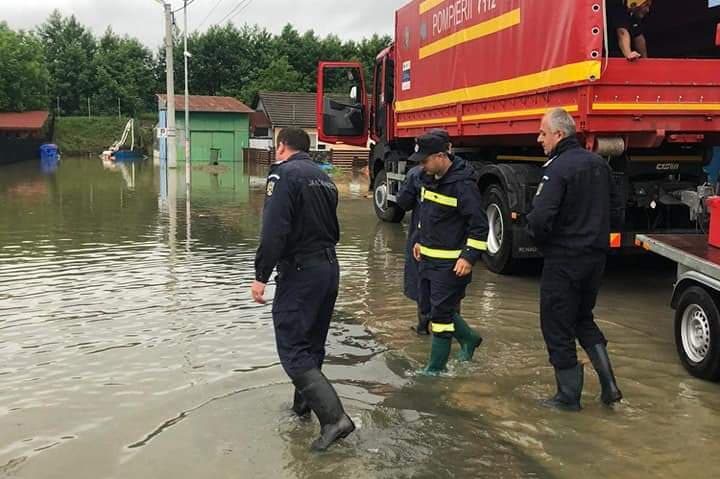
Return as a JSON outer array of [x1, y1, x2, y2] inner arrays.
[[410, 131, 488, 375], [396, 129, 452, 336], [607, 0, 652, 61], [251, 127, 355, 450]]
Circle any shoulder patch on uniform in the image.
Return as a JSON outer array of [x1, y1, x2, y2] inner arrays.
[[266, 173, 280, 197]]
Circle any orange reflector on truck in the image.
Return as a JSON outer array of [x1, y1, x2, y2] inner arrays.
[[610, 233, 622, 248]]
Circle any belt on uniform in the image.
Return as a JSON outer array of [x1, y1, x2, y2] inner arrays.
[[279, 248, 336, 271]]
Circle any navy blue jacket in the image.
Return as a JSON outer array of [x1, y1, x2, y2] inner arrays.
[[527, 136, 624, 258], [254, 152, 339, 283], [396, 165, 424, 245], [417, 155, 489, 267], [396, 165, 424, 300]]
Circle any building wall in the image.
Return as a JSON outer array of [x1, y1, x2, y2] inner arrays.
[[175, 112, 249, 163]]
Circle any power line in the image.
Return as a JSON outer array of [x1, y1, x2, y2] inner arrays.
[[173, 0, 199, 14], [224, 0, 253, 24], [215, 0, 251, 26], [196, 0, 226, 30]]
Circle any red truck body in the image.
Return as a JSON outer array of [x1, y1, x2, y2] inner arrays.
[[316, 0, 720, 273]]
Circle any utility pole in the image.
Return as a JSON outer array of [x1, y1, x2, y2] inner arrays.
[[117, 97, 121, 119], [183, 0, 191, 187], [162, 1, 178, 169]]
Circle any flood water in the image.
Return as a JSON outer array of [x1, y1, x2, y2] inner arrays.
[[1, 157, 719, 479]]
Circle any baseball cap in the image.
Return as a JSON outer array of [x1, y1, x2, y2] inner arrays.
[[625, 0, 651, 9], [409, 132, 450, 163]]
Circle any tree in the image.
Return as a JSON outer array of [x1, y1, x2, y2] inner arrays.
[[37, 11, 97, 115], [93, 28, 158, 116], [0, 23, 49, 111], [241, 56, 304, 102]]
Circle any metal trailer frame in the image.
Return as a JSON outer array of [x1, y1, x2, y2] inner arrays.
[[636, 234, 720, 381]]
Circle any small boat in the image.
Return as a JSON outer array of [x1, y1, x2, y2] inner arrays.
[[102, 119, 142, 161]]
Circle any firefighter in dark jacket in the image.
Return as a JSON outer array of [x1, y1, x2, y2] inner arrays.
[[409, 132, 488, 375], [527, 108, 624, 411], [251, 128, 354, 450], [396, 129, 452, 335]]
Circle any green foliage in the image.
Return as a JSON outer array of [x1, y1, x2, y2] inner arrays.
[[2, 12, 393, 115], [37, 11, 97, 115], [0, 23, 49, 111], [54, 116, 155, 155]]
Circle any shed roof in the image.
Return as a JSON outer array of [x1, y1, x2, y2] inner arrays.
[[0, 111, 49, 131], [157, 95, 253, 114]]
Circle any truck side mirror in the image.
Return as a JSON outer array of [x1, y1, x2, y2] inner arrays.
[[716, 23, 720, 47], [349, 86, 358, 102]]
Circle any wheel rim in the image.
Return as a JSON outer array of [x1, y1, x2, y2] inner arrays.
[[374, 183, 388, 212], [486, 203, 504, 255], [681, 303, 712, 364]]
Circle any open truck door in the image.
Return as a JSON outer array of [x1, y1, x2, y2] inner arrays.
[[316, 62, 369, 147]]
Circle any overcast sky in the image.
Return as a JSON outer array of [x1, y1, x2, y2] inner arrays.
[[0, 0, 398, 48]]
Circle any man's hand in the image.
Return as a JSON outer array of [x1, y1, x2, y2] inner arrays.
[[454, 258, 472, 277], [251, 280, 267, 304], [413, 243, 422, 262], [626, 51, 642, 62]]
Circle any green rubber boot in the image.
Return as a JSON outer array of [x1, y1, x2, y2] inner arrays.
[[420, 335, 452, 376], [453, 313, 483, 361]]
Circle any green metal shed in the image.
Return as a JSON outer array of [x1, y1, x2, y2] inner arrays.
[[157, 95, 253, 163]]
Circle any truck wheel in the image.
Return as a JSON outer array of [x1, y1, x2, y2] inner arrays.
[[373, 170, 405, 223], [674, 286, 720, 381], [482, 185, 516, 274]]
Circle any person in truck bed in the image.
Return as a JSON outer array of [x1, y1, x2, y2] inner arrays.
[[607, 0, 653, 61]]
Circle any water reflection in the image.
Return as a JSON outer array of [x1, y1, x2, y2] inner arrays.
[[0, 157, 719, 478]]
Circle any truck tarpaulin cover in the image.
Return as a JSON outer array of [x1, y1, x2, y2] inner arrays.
[[395, 0, 602, 116]]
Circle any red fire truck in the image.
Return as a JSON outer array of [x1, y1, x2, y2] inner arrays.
[[316, 0, 720, 273]]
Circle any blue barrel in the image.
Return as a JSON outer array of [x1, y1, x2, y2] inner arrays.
[[40, 144, 59, 161]]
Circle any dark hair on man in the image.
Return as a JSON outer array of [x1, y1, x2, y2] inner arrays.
[[277, 127, 311, 153]]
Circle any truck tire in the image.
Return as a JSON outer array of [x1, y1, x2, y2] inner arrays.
[[481, 185, 516, 274], [373, 170, 405, 223], [674, 286, 720, 381]]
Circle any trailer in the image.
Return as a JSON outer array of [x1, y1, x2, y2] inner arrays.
[[636, 234, 720, 380], [316, 0, 720, 274]]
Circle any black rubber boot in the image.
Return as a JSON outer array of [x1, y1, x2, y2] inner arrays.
[[292, 368, 355, 451], [585, 343, 623, 405], [541, 364, 584, 412], [292, 388, 311, 417], [413, 307, 430, 336]]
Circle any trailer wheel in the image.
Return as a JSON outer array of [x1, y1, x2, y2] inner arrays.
[[373, 170, 405, 223], [674, 286, 720, 381], [482, 185, 515, 274]]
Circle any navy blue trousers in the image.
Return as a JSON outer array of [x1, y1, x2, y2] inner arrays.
[[272, 258, 339, 379], [540, 255, 608, 369], [418, 266, 469, 338]]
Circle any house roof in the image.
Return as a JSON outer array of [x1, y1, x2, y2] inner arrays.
[[157, 95, 253, 114], [250, 111, 271, 129], [257, 91, 316, 129], [0, 111, 49, 131]]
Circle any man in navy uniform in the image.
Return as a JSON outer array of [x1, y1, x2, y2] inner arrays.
[[396, 129, 452, 335], [251, 127, 354, 450], [527, 108, 624, 411], [410, 131, 488, 374]]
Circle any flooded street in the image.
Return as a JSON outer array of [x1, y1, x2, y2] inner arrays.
[[1, 157, 720, 479]]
